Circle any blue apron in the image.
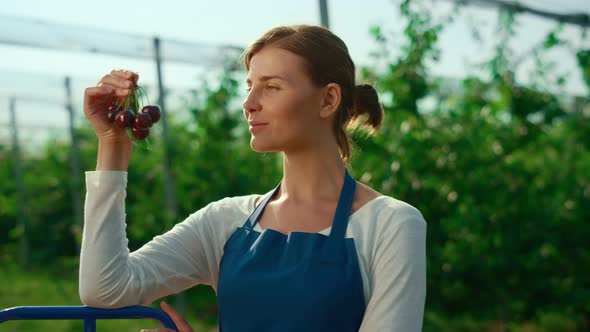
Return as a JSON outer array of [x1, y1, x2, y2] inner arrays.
[[217, 170, 366, 331]]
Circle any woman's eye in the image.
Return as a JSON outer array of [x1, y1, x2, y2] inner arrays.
[[246, 85, 279, 92]]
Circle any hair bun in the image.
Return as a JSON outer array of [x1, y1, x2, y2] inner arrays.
[[351, 84, 383, 133]]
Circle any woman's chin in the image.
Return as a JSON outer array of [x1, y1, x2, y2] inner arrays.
[[250, 139, 278, 153]]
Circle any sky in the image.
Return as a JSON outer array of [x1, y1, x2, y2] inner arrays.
[[0, 0, 588, 148]]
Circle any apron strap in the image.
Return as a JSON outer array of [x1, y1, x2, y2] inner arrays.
[[328, 169, 356, 240], [319, 169, 356, 261], [243, 183, 281, 229]]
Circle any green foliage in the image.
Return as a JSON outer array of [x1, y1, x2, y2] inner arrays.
[[354, 1, 589, 330], [0, 263, 216, 331], [1, 0, 589, 330]]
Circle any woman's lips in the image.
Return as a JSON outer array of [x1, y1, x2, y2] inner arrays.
[[248, 122, 268, 133]]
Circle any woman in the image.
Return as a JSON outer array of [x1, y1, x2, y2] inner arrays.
[[80, 25, 426, 332]]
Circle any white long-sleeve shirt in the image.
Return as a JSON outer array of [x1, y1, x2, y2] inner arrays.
[[79, 171, 427, 331]]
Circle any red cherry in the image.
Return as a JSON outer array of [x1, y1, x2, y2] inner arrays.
[[106, 104, 119, 123], [115, 110, 135, 128], [131, 127, 149, 140], [107, 110, 118, 123], [135, 112, 153, 129], [142, 105, 161, 123]]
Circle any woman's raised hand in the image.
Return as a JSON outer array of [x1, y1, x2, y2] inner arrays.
[[83, 69, 138, 144]]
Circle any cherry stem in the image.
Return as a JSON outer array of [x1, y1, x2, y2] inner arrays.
[[137, 85, 151, 106], [124, 83, 152, 151]]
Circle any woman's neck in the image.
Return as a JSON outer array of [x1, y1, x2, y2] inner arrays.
[[279, 144, 346, 205]]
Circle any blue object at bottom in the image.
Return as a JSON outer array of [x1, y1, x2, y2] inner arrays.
[[0, 305, 178, 331]]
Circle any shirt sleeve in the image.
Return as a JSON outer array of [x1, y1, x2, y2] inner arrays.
[[79, 171, 233, 308], [359, 205, 427, 332]]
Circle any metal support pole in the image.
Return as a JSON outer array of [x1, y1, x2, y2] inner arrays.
[[84, 319, 96, 332], [154, 36, 184, 313], [153, 37, 178, 226], [319, 0, 330, 29], [9, 97, 28, 269], [65, 76, 84, 254]]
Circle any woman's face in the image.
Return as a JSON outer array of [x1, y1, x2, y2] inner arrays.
[[243, 47, 325, 154]]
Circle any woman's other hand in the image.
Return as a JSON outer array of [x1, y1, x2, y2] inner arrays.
[[140, 301, 195, 332]]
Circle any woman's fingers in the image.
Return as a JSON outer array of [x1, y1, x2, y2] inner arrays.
[[98, 74, 133, 90], [84, 85, 128, 102], [110, 69, 139, 84], [85, 86, 113, 97], [159, 301, 194, 332], [138, 302, 193, 332], [88, 69, 138, 99], [96, 72, 134, 96]]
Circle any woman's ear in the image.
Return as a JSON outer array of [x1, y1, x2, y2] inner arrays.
[[319, 83, 341, 119]]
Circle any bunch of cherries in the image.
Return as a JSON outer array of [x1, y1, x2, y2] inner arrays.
[[106, 83, 161, 141]]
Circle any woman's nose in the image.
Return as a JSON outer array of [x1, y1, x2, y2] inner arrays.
[[243, 91, 261, 114]]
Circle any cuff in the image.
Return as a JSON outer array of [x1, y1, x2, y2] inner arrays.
[[85, 171, 127, 191]]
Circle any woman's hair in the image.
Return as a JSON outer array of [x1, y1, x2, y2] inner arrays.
[[242, 25, 383, 162]]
